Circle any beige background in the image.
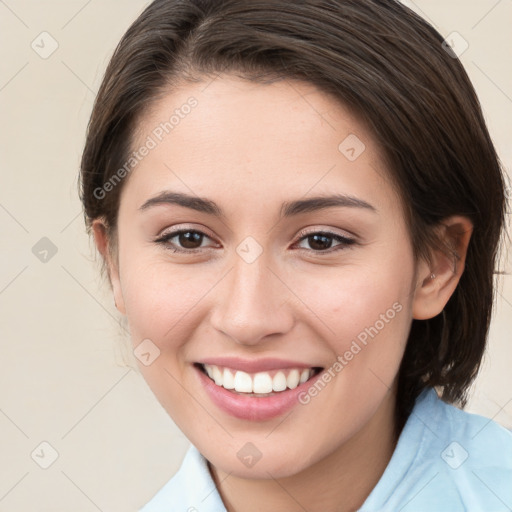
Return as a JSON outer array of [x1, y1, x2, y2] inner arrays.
[[0, 1, 510, 510]]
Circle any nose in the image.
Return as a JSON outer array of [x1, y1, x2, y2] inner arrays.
[[209, 253, 295, 346]]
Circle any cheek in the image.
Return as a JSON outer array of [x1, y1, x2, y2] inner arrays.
[[283, 265, 414, 442], [119, 248, 208, 343], [292, 260, 414, 377], [118, 259, 214, 426]]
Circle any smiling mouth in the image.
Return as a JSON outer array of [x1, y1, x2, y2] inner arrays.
[[195, 363, 323, 397]]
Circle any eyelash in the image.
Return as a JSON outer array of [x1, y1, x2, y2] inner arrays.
[[154, 228, 356, 254]]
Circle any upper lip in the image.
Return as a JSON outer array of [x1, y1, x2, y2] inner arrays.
[[196, 357, 322, 374]]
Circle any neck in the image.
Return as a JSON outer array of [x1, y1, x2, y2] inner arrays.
[[209, 389, 399, 512]]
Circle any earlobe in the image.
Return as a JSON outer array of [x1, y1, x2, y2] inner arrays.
[[91, 219, 126, 315], [412, 216, 473, 320]]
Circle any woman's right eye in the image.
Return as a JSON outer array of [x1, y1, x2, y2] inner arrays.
[[155, 229, 218, 253]]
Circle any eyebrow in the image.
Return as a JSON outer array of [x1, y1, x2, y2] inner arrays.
[[139, 191, 377, 217], [281, 194, 376, 216]]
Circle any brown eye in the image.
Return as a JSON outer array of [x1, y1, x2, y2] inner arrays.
[[296, 231, 355, 252], [307, 234, 334, 251], [155, 229, 216, 253], [178, 231, 204, 249]]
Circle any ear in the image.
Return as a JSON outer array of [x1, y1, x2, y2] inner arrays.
[[92, 219, 126, 315], [412, 216, 473, 320]]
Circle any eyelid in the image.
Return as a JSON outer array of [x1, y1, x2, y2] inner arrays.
[[154, 224, 220, 252], [156, 223, 216, 240], [294, 226, 357, 243], [292, 227, 357, 253]]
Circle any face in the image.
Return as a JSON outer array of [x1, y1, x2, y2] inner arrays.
[[106, 75, 422, 478]]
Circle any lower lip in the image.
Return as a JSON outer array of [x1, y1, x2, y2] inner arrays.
[[194, 365, 323, 421]]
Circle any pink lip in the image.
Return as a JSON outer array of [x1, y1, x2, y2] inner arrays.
[[197, 356, 317, 373], [194, 363, 323, 421]]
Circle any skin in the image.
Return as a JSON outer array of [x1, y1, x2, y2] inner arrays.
[[93, 75, 472, 512]]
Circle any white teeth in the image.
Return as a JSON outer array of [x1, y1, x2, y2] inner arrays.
[[223, 368, 235, 389], [287, 369, 300, 389], [234, 371, 253, 393], [212, 366, 223, 386], [299, 369, 309, 383], [253, 372, 273, 394], [273, 371, 287, 392], [202, 364, 317, 394]]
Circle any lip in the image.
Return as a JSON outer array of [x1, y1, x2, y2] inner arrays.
[[194, 362, 324, 421], [196, 356, 317, 374]]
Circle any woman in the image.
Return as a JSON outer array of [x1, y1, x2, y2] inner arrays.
[[79, 0, 512, 510]]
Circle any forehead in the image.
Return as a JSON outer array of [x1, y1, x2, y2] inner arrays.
[[126, 75, 400, 217]]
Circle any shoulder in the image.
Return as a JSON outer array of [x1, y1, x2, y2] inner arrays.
[[403, 390, 512, 511], [361, 389, 512, 512], [139, 444, 226, 512], [427, 391, 512, 507], [417, 389, 512, 470]]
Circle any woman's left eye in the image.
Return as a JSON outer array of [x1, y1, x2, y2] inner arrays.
[[294, 231, 356, 252]]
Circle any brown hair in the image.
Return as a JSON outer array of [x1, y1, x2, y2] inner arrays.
[[79, 0, 507, 428]]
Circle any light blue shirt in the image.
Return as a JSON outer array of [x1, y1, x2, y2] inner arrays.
[[140, 389, 512, 511]]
